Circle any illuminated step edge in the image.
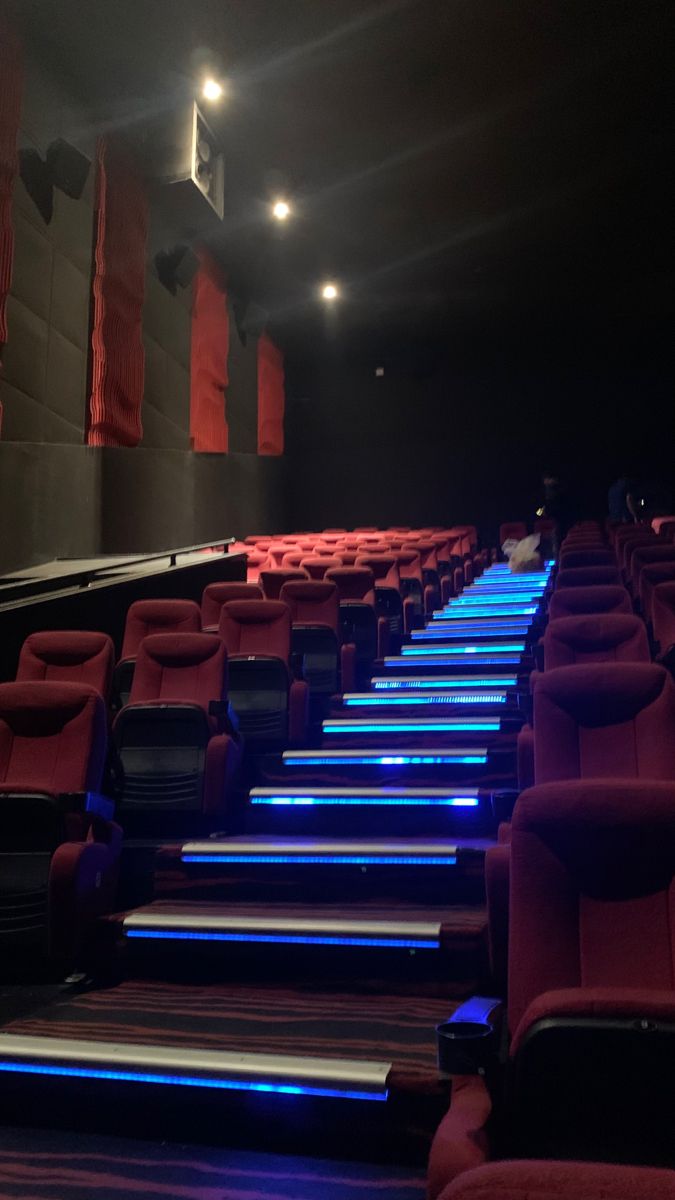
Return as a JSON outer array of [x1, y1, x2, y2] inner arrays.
[[432, 610, 538, 621], [413, 626, 529, 638], [384, 654, 522, 667], [250, 786, 480, 807], [123, 910, 442, 950], [401, 643, 525, 654], [431, 609, 537, 620], [0, 1034, 390, 1102], [181, 838, 460, 867], [282, 748, 488, 765], [371, 675, 518, 689], [341, 691, 507, 706], [323, 718, 499, 733]]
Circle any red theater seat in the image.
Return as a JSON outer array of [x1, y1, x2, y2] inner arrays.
[[201, 582, 263, 630], [113, 633, 240, 821], [559, 548, 615, 570], [218, 600, 309, 747], [17, 631, 114, 700], [640, 563, 675, 627], [300, 556, 342, 580], [0, 681, 120, 963], [653, 581, 675, 658], [326, 566, 387, 670], [356, 554, 412, 639], [437, 1161, 675, 1200], [541, 613, 649, 670], [534, 662, 675, 783], [555, 565, 621, 588], [259, 569, 308, 599], [115, 599, 202, 707], [548, 584, 631, 619], [281, 579, 356, 696], [246, 550, 270, 583], [630, 544, 675, 595], [499, 522, 528, 545]]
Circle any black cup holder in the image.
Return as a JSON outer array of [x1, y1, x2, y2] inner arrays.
[[436, 1020, 495, 1076]]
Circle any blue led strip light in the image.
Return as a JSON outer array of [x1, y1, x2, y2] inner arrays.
[[416, 626, 529, 637], [342, 694, 507, 706], [432, 608, 537, 619], [401, 643, 525, 654], [0, 1061, 387, 1102], [372, 676, 518, 689], [182, 853, 458, 865], [282, 753, 487, 765], [323, 721, 499, 732], [385, 656, 522, 666], [250, 795, 480, 807], [126, 930, 439, 949]]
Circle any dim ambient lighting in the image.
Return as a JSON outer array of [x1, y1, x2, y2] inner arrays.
[[202, 78, 224, 102], [321, 282, 339, 301], [272, 199, 291, 221]]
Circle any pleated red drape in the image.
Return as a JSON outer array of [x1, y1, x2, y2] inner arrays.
[[88, 137, 148, 447], [257, 332, 284, 456], [190, 250, 229, 452], [0, 24, 22, 350]]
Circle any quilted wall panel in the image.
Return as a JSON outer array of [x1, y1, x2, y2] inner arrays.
[[141, 265, 191, 450]]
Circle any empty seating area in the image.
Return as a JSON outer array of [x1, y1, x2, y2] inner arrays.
[[2, 514, 675, 1200]]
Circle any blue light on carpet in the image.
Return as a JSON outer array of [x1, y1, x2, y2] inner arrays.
[[0, 1061, 387, 1102], [126, 930, 438, 949], [182, 853, 458, 866]]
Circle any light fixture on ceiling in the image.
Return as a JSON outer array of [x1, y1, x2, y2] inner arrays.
[[272, 199, 291, 221], [202, 78, 225, 102], [321, 282, 339, 301]]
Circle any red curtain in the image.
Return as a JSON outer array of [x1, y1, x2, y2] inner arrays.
[[257, 333, 284, 456], [0, 23, 22, 351], [190, 250, 229, 452], [88, 137, 148, 447]]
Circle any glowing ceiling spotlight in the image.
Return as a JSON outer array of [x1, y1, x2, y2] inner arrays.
[[202, 78, 225, 102], [272, 198, 291, 221], [321, 282, 339, 301]]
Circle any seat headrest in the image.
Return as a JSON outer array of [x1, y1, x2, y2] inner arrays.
[[549, 585, 630, 617], [21, 630, 112, 665], [280, 580, 337, 602], [139, 632, 223, 666], [0, 680, 103, 730], [546, 613, 646, 651], [538, 662, 670, 726], [221, 599, 289, 625]]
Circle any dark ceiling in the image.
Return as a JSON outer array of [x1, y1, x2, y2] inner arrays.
[[8, 0, 674, 355]]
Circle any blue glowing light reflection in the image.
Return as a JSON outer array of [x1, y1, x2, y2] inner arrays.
[[126, 930, 438, 949]]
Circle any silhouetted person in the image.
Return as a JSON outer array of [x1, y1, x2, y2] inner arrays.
[[539, 471, 573, 551], [608, 475, 639, 524]]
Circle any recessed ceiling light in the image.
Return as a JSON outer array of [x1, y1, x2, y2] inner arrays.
[[272, 199, 291, 221], [321, 282, 339, 301], [202, 78, 224, 102]]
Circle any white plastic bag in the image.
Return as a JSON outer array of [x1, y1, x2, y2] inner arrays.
[[508, 533, 542, 574]]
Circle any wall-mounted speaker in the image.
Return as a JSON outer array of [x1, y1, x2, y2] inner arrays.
[[141, 101, 225, 231]]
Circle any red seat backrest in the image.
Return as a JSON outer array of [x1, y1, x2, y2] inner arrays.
[[0, 681, 106, 794], [355, 555, 400, 589], [201, 582, 262, 628], [559, 548, 615, 570], [325, 567, 376, 605], [630, 545, 675, 591], [17, 631, 114, 699], [219, 600, 291, 661], [300, 556, 342, 580], [121, 600, 202, 660], [260, 569, 308, 599], [548, 585, 631, 620], [555, 566, 621, 588], [509, 779, 675, 1038], [280, 581, 339, 634], [653, 582, 675, 653], [533, 663, 675, 784], [395, 550, 423, 583], [129, 633, 226, 708], [543, 614, 649, 670], [440, 1158, 675, 1199]]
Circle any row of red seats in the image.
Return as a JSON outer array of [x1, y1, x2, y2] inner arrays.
[[427, 519, 675, 1197]]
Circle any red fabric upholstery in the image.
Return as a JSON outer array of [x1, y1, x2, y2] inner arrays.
[[533, 663, 675, 784], [555, 565, 621, 588], [559, 548, 615, 570], [128, 633, 226, 709], [190, 250, 229, 452], [621, 532, 657, 575], [542, 614, 649, 670], [512, 986, 675, 1059], [257, 332, 284, 455], [0, 22, 21, 350], [245, 551, 270, 583], [0, 682, 106, 794], [396, 550, 424, 583], [548, 585, 631, 620], [508, 779, 675, 1036], [640, 564, 675, 625], [630, 545, 675, 593], [88, 137, 147, 447], [653, 582, 675, 654], [17, 632, 114, 699], [300, 556, 342, 580], [121, 600, 201, 660], [219, 600, 291, 661], [48, 821, 122, 962], [426, 1076, 493, 1199], [280, 580, 340, 635], [500, 522, 528, 544], [485, 843, 510, 993], [653, 516, 675, 535], [260, 569, 308, 599], [517, 723, 535, 790], [201, 582, 262, 628], [325, 568, 376, 603], [438, 1159, 675, 1200], [281, 551, 306, 569], [356, 555, 401, 590]]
